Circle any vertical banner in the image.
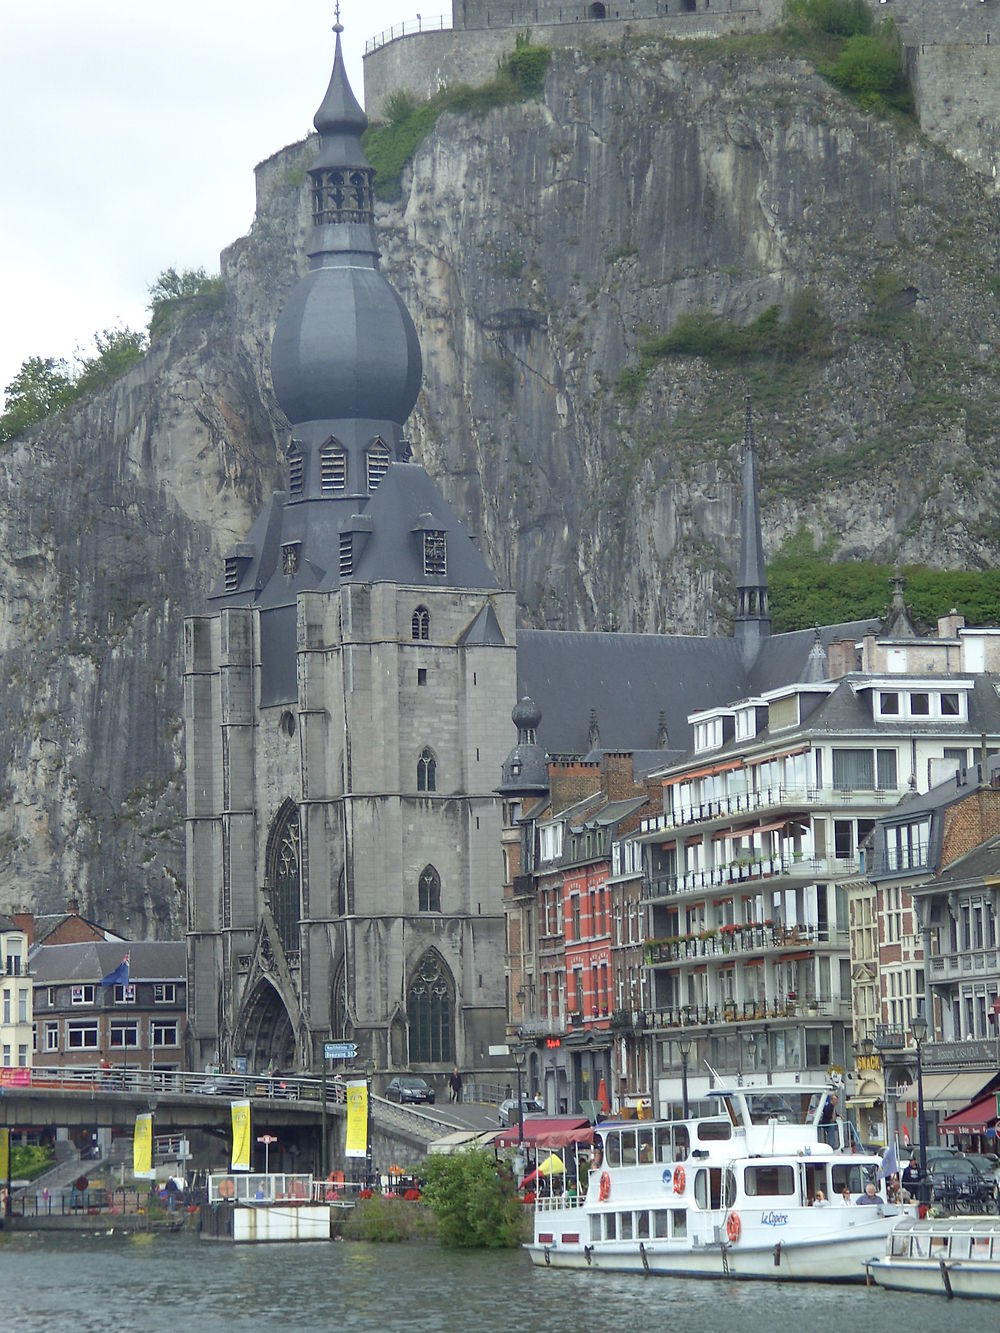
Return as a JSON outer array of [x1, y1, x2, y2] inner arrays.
[[345, 1079, 368, 1158], [0, 1127, 9, 1181], [231, 1099, 251, 1172], [133, 1113, 154, 1179]]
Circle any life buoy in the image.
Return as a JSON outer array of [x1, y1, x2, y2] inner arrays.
[[726, 1210, 741, 1244], [218, 1177, 235, 1199], [673, 1165, 686, 1194], [599, 1171, 611, 1202]]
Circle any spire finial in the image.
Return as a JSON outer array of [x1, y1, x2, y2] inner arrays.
[[333, 1, 343, 33], [744, 390, 754, 457]]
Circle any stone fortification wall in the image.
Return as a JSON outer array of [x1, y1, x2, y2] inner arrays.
[[452, 0, 763, 28], [363, 2, 784, 119]]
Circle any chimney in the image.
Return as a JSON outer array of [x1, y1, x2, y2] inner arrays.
[[937, 609, 965, 639]]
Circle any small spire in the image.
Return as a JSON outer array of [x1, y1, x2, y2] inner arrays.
[[588, 708, 600, 749], [656, 710, 669, 749], [734, 392, 771, 666]]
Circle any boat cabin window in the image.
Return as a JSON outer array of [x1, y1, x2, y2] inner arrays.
[[971, 1235, 993, 1260], [620, 1130, 637, 1166], [911, 1232, 931, 1258], [590, 1215, 602, 1243], [802, 1163, 828, 1201], [696, 1120, 732, 1142], [694, 1167, 724, 1209], [673, 1208, 687, 1238], [604, 1213, 617, 1240], [889, 1231, 910, 1258], [654, 1126, 672, 1162], [672, 1125, 689, 1162], [654, 1210, 670, 1238], [620, 1211, 633, 1240], [636, 1209, 650, 1239], [744, 1164, 796, 1197], [830, 1163, 876, 1196], [744, 1093, 799, 1125], [724, 1169, 737, 1208], [638, 1128, 654, 1163], [604, 1133, 621, 1167], [949, 1233, 971, 1260]]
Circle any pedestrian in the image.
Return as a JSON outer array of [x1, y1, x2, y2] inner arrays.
[[449, 1067, 463, 1103]]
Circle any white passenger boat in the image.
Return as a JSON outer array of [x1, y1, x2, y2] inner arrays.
[[526, 1080, 903, 1281], [865, 1218, 1000, 1299]]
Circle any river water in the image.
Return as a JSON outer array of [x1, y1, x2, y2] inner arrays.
[[2, 1231, 998, 1332]]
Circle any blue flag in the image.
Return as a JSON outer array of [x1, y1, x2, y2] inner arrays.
[[100, 951, 130, 988], [880, 1142, 899, 1180]]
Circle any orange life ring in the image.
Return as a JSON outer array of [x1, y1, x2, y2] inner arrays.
[[218, 1177, 235, 1199], [726, 1211, 741, 1244], [673, 1165, 686, 1194], [599, 1171, 611, 1202]]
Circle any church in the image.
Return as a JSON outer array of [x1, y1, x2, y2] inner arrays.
[[183, 23, 880, 1080]]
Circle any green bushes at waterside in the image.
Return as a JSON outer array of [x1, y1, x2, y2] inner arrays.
[[420, 1149, 527, 1248]]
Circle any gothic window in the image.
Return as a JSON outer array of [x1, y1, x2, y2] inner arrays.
[[287, 443, 304, 497], [423, 531, 447, 577], [265, 800, 301, 955], [320, 440, 347, 492], [407, 952, 453, 1063], [412, 606, 430, 640], [366, 439, 390, 491], [419, 866, 441, 913], [417, 747, 437, 793]]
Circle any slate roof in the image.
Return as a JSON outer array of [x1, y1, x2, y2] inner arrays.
[[914, 833, 1000, 893], [28, 941, 186, 983]]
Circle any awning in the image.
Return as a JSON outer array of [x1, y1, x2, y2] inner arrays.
[[846, 1097, 883, 1109], [662, 759, 743, 786], [941, 1093, 999, 1134], [895, 1071, 997, 1109], [494, 1116, 594, 1149]]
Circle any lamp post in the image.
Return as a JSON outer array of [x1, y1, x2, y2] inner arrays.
[[910, 1012, 928, 1204], [746, 1030, 757, 1080], [678, 1030, 693, 1118], [511, 1043, 527, 1146], [365, 1056, 375, 1189], [858, 1034, 874, 1149]]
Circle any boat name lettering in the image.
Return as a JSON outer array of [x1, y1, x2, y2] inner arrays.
[[760, 1211, 788, 1227]]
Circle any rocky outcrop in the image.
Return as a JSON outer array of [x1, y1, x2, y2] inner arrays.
[[2, 39, 998, 928]]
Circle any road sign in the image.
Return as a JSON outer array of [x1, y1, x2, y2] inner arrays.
[[257, 1134, 278, 1145], [324, 1041, 358, 1061]]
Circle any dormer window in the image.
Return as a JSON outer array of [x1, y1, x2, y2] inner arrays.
[[287, 443, 304, 497], [874, 686, 968, 722], [282, 542, 301, 576], [367, 439, 390, 491], [320, 440, 347, 492], [339, 533, 353, 578], [223, 546, 253, 594], [423, 531, 447, 577], [224, 557, 241, 593], [693, 717, 722, 753]]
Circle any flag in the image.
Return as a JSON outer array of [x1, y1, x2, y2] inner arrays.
[[100, 951, 130, 988], [133, 1113, 154, 1179], [345, 1080, 368, 1159], [231, 1099, 251, 1172], [880, 1142, 898, 1180]]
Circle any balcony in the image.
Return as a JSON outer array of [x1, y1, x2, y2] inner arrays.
[[645, 922, 847, 967], [874, 1024, 906, 1052], [644, 854, 858, 902], [645, 998, 848, 1030], [512, 874, 535, 898], [640, 783, 899, 837], [928, 947, 1000, 984]]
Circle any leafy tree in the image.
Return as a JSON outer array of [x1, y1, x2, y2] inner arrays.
[[420, 1149, 525, 1248], [75, 327, 147, 393], [785, 0, 872, 38], [148, 267, 224, 340], [0, 356, 76, 443]]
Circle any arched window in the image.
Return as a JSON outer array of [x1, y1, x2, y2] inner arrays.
[[265, 799, 301, 954], [366, 439, 390, 491], [320, 439, 347, 492], [419, 866, 441, 912], [407, 951, 453, 1063], [411, 606, 430, 640], [287, 443, 304, 497], [417, 747, 437, 793]]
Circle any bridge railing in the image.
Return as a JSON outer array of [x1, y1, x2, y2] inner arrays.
[[25, 1065, 346, 1104], [9, 1186, 194, 1218]]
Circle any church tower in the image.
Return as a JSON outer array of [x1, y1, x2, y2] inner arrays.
[[184, 23, 516, 1076]]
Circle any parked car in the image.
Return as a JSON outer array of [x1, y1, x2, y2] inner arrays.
[[927, 1156, 996, 1212], [961, 1152, 1000, 1187], [385, 1075, 436, 1105], [498, 1095, 544, 1126]]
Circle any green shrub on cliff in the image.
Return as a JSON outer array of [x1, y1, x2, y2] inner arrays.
[[785, 0, 872, 38]]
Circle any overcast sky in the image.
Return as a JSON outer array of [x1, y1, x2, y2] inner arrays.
[[0, 1, 425, 406]]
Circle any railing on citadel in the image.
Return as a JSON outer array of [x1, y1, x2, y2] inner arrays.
[[366, 15, 452, 53]]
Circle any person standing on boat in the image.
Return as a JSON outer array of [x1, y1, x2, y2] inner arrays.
[[449, 1068, 463, 1103], [820, 1092, 839, 1148]]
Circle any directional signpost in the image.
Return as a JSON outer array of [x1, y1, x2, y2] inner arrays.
[[321, 1042, 358, 1176]]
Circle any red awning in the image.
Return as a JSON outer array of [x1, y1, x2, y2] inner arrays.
[[662, 759, 743, 786], [494, 1117, 594, 1149], [941, 1095, 999, 1134]]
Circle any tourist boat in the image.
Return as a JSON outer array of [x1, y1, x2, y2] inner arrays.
[[865, 1217, 1000, 1299], [526, 1080, 903, 1281]]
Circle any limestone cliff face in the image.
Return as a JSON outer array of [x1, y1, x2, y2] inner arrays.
[[2, 41, 998, 927]]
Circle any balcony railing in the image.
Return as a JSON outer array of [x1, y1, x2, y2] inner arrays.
[[646, 998, 849, 1029], [645, 923, 847, 966], [640, 783, 899, 836], [874, 1024, 906, 1051], [644, 855, 858, 900], [928, 947, 1000, 981]]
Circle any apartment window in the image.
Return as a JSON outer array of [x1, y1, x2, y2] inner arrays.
[[417, 747, 437, 793], [417, 668, 428, 686], [17, 1044, 27, 1067], [67, 1021, 99, 1050], [114, 984, 136, 1005], [572, 897, 582, 941], [110, 1020, 139, 1049], [5, 949, 21, 975], [150, 1021, 179, 1048], [941, 693, 960, 716], [834, 820, 854, 859], [47, 987, 56, 1007], [910, 692, 929, 716], [423, 531, 447, 577], [18, 988, 29, 1023], [411, 606, 430, 640], [2, 1044, 9, 1066], [2, 989, 9, 1023], [153, 983, 176, 1005], [71, 985, 95, 1006], [879, 691, 899, 716], [45, 1022, 59, 1052], [831, 748, 897, 791]]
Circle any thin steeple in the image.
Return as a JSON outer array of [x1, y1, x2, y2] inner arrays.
[[734, 393, 771, 667]]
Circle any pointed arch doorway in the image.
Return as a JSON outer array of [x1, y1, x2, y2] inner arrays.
[[233, 979, 297, 1072]]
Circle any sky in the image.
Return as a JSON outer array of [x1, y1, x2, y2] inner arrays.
[[0, 0, 425, 407]]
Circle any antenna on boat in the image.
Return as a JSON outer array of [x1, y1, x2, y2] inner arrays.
[[703, 1060, 729, 1090]]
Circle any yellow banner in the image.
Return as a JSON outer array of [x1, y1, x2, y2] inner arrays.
[[231, 1098, 251, 1172], [0, 1128, 9, 1182], [345, 1080, 368, 1159], [133, 1113, 154, 1179]]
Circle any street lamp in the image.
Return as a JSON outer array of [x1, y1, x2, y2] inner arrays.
[[910, 1011, 928, 1204], [678, 1031, 693, 1118], [745, 1030, 757, 1079], [511, 1043, 527, 1146], [365, 1056, 375, 1189]]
